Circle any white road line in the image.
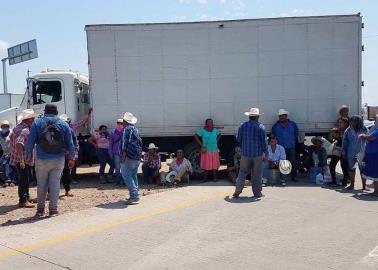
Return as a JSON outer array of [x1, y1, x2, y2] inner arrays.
[[362, 245, 378, 266]]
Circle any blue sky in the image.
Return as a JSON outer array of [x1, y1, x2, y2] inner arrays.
[[0, 0, 377, 104]]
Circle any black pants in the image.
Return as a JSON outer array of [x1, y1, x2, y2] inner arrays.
[[61, 160, 71, 192], [16, 164, 31, 203], [285, 148, 297, 180], [329, 155, 349, 185]]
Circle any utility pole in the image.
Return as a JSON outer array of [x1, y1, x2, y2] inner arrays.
[[1, 58, 8, 93]]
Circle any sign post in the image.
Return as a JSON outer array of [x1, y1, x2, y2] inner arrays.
[[1, 39, 38, 93]]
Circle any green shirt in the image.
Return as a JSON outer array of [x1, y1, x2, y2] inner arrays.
[[197, 128, 221, 152]]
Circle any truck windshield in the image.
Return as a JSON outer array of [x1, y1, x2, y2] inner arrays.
[[32, 81, 62, 104]]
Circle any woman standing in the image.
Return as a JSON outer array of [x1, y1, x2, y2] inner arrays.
[[342, 116, 368, 191], [360, 115, 378, 195], [194, 118, 221, 181], [328, 117, 349, 186], [89, 125, 114, 184], [109, 119, 124, 185]]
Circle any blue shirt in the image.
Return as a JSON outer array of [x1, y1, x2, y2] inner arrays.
[[268, 144, 286, 162], [120, 124, 142, 160], [271, 120, 299, 149], [25, 114, 75, 160], [366, 129, 378, 154], [237, 120, 268, 157]]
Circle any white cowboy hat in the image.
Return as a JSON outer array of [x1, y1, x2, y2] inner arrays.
[[165, 171, 177, 183], [147, 143, 158, 150], [18, 109, 38, 121], [59, 114, 69, 122], [279, 160, 292, 175], [123, 112, 137, 124], [278, 109, 290, 116], [244, 107, 263, 116], [116, 118, 124, 123], [0, 120, 10, 126]]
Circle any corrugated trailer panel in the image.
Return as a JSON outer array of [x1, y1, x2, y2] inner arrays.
[[86, 14, 362, 136]]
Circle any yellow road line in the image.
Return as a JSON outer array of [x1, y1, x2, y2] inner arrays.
[[0, 191, 229, 259]]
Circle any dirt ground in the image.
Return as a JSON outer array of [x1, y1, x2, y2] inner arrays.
[[0, 162, 229, 226]]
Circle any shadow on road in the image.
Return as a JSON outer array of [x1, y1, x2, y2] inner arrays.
[[224, 195, 261, 204], [0, 204, 19, 216], [96, 200, 126, 209], [1, 215, 48, 227], [352, 193, 378, 201]]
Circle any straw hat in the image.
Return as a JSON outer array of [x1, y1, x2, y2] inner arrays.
[[338, 105, 349, 114], [0, 120, 10, 127], [123, 112, 137, 124], [165, 171, 177, 183], [244, 108, 263, 116], [147, 143, 158, 150], [18, 109, 38, 121], [59, 114, 69, 122], [278, 109, 290, 116], [116, 118, 124, 123], [279, 160, 292, 175]]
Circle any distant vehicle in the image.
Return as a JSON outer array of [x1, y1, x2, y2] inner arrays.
[[0, 14, 364, 169]]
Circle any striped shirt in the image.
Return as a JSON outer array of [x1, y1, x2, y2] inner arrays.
[[237, 120, 268, 157]]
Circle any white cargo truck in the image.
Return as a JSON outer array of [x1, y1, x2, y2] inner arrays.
[[0, 14, 363, 166]]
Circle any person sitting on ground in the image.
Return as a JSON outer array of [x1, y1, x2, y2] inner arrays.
[[59, 114, 79, 197], [0, 120, 13, 186], [227, 146, 241, 185], [88, 125, 115, 184], [161, 149, 193, 185], [307, 136, 328, 184], [142, 143, 161, 184], [263, 134, 287, 186]]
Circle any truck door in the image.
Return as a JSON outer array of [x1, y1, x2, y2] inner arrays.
[[75, 82, 91, 134]]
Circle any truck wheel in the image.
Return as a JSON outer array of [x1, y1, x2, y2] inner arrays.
[[184, 142, 202, 174]]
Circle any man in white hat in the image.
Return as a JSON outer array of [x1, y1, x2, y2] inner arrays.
[[271, 109, 299, 181], [142, 143, 161, 184], [120, 112, 142, 205], [233, 108, 268, 198], [25, 104, 75, 217], [9, 109, 38, 208], [0, 120, 13, 186]]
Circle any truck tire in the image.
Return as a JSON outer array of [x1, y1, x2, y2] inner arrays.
[[184, 142, 202, 174]]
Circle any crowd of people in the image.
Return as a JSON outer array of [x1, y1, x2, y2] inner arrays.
[[0, 103, 377, 217]]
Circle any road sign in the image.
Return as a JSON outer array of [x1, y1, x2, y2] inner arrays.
[[7, 39, 38, 66]]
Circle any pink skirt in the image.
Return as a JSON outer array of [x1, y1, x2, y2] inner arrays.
[[200, 151, 220, 171]]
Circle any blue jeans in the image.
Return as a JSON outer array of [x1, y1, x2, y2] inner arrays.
[[97, 148, 114, 177], [121, 158, 140, 200], [113, 154, 121, 180], [1, 157, 10, 180]]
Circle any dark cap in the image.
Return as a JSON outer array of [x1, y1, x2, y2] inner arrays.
[[44, 104, 58, 115]]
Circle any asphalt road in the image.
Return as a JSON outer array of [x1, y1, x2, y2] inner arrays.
[[0, 179, 377, 270]]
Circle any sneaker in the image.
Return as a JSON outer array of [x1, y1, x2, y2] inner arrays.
[[254, 193, 265, 198], [49, 211, 59, 217], [19, 201, 35, 208], [65, 191, 74, 197], [125, 198, 140, 205], [35, 210, 45, 218], [232, 191, 242, 198], [280, 180, 286, 186]]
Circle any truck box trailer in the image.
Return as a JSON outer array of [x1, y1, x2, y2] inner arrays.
[[85, 14, 362, 143]]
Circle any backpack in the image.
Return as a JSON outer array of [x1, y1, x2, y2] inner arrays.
[[38, 118, 66, 154], [125, 126, 142, 160]]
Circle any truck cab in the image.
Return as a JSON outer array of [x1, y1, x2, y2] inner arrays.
[[21, 70, 91, 134]]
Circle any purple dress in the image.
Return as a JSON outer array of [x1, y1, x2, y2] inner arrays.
[[361, 129, 378, 181]]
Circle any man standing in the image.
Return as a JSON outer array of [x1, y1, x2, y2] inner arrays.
[[233, 108, 268, 198], [25, 104, 75, 217], [0, 120, 13, 185], [10, 109, 38, 208], [120, 112, 142, 205], [271, 109, 299, 181]]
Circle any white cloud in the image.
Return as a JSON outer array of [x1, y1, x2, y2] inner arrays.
[[219, 0, 226, 4], [0, 40, 9, 57], [280, 9, 320, 17]]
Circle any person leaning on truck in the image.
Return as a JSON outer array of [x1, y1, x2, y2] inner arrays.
[[271, 109, 299, 182], [232, 108, 268, 198], [25, 104, 75, 218], [120, 112, 143, 205], [9, 109, 38, 208]]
